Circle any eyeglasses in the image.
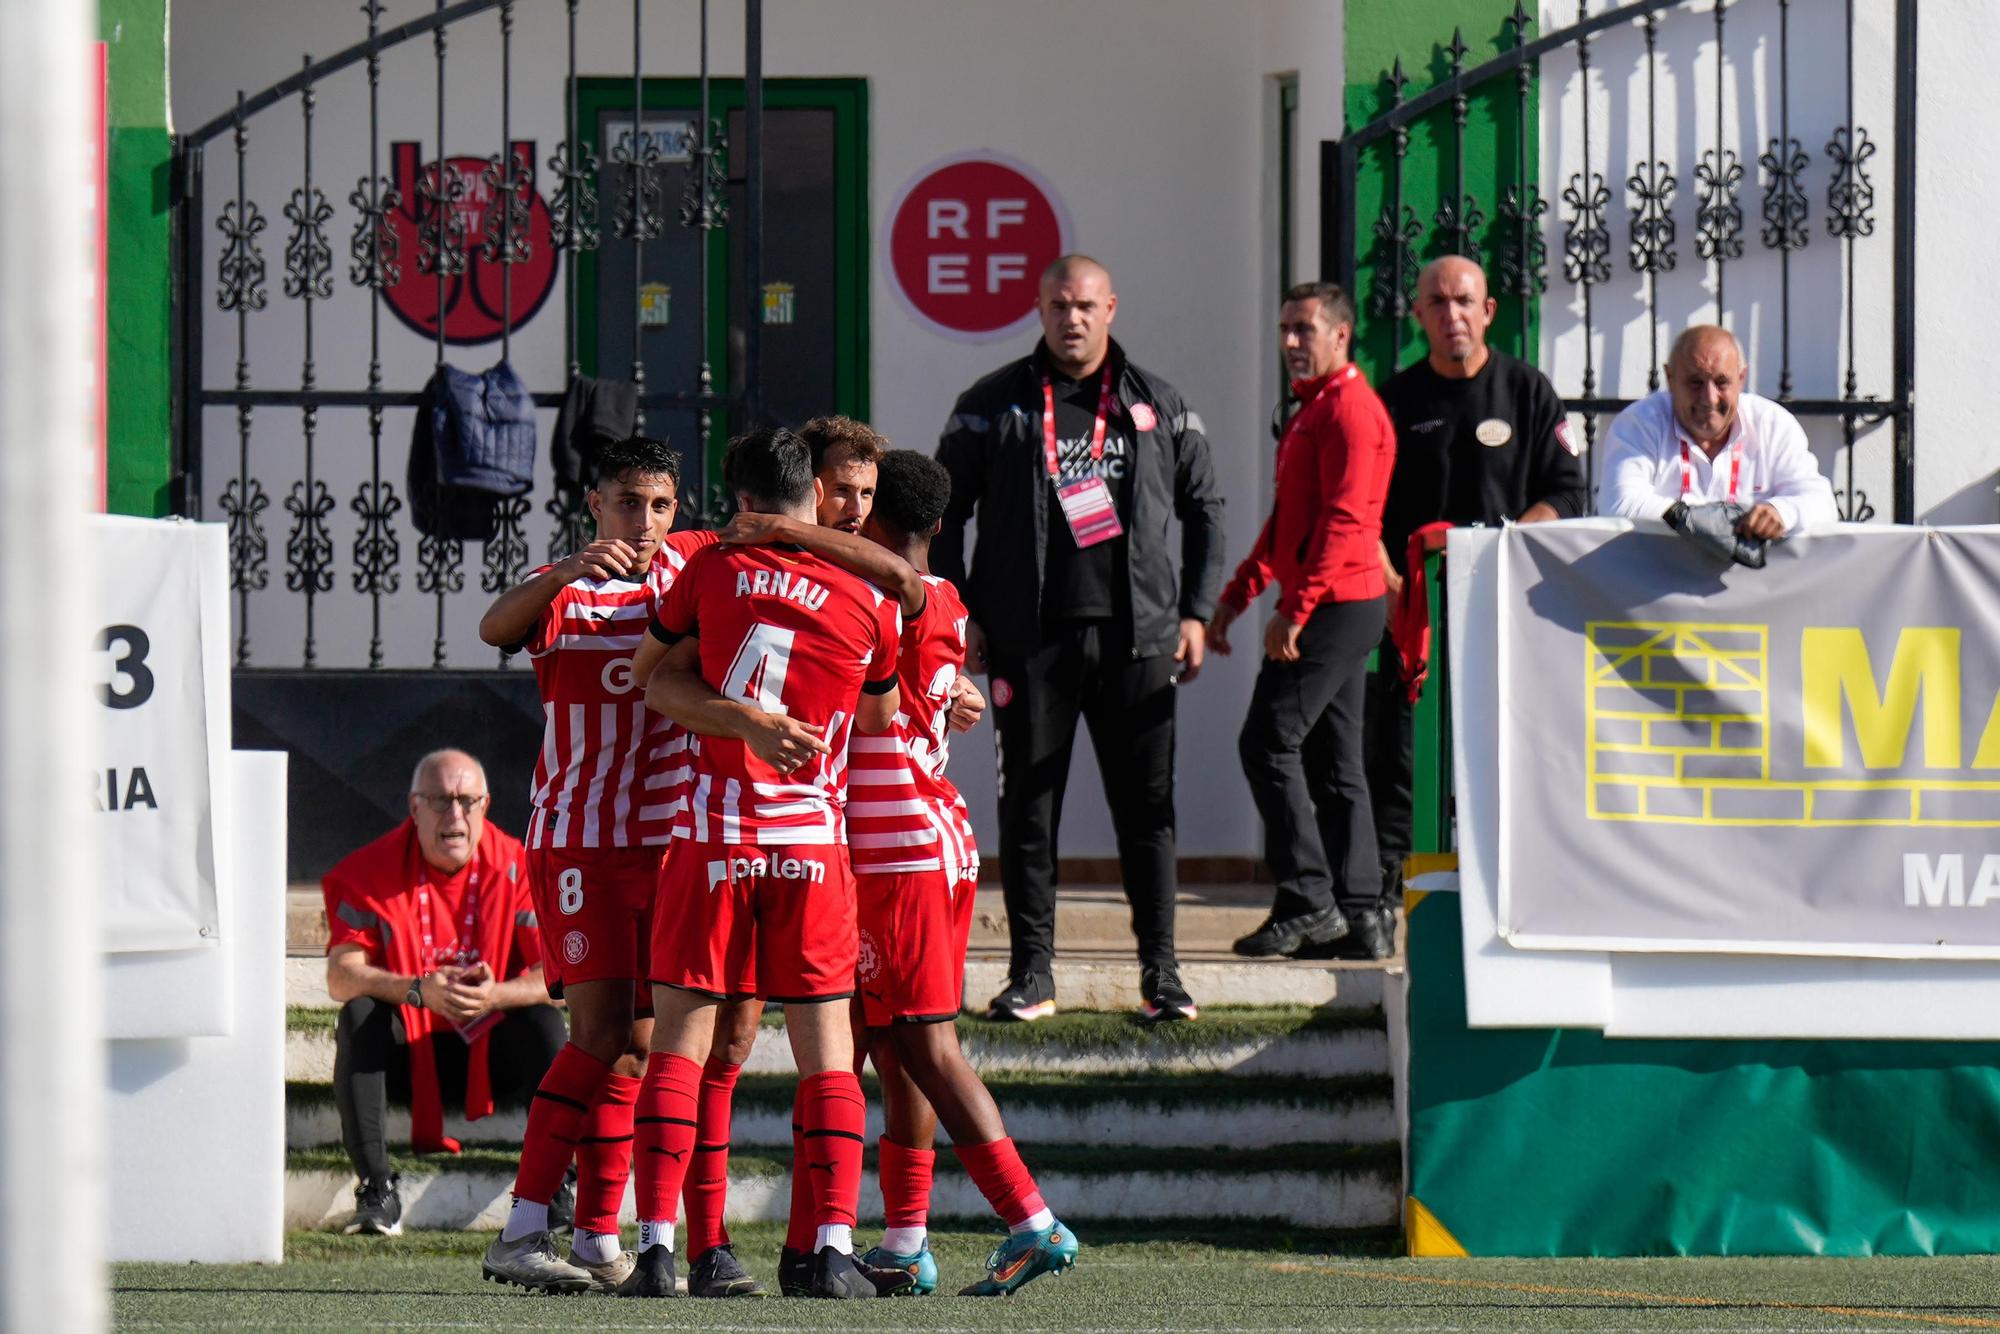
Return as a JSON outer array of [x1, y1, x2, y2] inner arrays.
[[416, 792, 489, 815]]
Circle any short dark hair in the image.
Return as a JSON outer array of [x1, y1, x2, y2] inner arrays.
[[799, 415, 886, 474], [592, 436, 681, 492], [722, 426, 815, 509], [869, 450, 952, 539], [1283, 281, 1356, 334]]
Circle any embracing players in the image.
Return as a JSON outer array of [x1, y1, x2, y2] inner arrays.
[[629, 426, 912, 1299], [719, 443, 1079, 1296]]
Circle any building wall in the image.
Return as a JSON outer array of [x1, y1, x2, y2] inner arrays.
[[167, 0, 1346, 859]]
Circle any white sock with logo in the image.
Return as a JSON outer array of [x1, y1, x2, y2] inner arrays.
[[638, 1219, 675, 1254], [815, 1223, 854, 1255], [570, 1228, 621, 1265], [500, 1197, 549, 1243]]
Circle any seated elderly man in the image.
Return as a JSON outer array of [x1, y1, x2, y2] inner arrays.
[[322, 747, 564, 1236], [1599, 325, 1838, 560]]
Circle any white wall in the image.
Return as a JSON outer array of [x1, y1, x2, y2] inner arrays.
[[1536, 0, 1991, 527], [171, 0, 1345, 859]]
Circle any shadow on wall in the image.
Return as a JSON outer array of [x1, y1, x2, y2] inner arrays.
[[1921, 470, 2000, 527]]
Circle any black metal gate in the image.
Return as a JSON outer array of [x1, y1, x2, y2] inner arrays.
[[1321, 0, 1917, 524], [171, 0, 768, 671]]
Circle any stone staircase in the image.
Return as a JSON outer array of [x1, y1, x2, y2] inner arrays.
[[284, 881, 1404, 1237]]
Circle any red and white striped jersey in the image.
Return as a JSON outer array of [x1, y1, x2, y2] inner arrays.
[[523, 529, 718, 849], [652, 542, 901, 847], [847, 576, 981, 875]]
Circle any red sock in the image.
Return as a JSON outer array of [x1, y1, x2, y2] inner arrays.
[[799, 1069, 866, 1230], [573, 1073, 638, 1235], [634, 1051, 701, 1227], [685, 1056, 742, 1256], [512, 1043, 612, 1205], [877, 1137, 935, 1230], [954, 1136, 1046, 1229], [783, 1092, 814, 1253]]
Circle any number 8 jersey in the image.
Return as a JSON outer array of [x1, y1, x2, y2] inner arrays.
[[649, 541, 902, 847]]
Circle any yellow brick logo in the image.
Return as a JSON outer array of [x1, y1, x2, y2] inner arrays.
[[1585, 621, 2000, 827]]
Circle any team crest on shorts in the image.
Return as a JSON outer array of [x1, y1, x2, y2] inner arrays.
[[857, 929, 881, 982], [562, 931, 589, 966]]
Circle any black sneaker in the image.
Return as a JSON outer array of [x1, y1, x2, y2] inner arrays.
[[778, 1245, 813, 1297], [985, 971, 1055, 1022], [812, 1246, 912, 1299], [613, 1244, 682, 1298], [1297, 906, 1397, 961], [1139, 962, 1198, 1022], [547, 1163, 577, 1233], [1232, 904, 1349, 957], [689, 1243, 767, 1298], [342, 1173, 402, 1236]]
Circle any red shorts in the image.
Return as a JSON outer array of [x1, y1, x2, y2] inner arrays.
[[856, 861, 979, 1027], [527, 844, 664, 993], [650, 841, 858, 1003]]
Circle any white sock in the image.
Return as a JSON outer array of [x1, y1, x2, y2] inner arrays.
[[570, 1228, 621, 1265], [880, 1225, 927, 1254], [815, 1223, 854, 1255], [1012, 1207, 1055, 1235], [638, 1219, 675, 1254], [500, 1197, 549, 1243]]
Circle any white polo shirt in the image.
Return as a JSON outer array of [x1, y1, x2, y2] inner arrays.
[[1597, 390, 1840, 535]]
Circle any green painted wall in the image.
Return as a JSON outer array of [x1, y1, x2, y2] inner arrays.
[[1342, 0, 1539, 384], [1404, 890, 2000, 1256], [101, 0, 175, 517]]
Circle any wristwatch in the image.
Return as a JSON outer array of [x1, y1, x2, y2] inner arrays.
[[404, 975, 425, 1010]]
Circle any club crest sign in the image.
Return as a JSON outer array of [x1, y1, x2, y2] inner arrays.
[[385, 140, 558, 344]]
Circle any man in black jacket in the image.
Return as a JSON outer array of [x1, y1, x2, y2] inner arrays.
[[1360, 256, 1588, 958], [935, 255, 1224, 1024]]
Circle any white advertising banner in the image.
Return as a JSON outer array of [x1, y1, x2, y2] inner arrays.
[[92, 516, 229, 951], [1472, 520, 2000, 960]]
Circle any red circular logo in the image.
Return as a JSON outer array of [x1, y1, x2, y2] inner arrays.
[[384, 141, 559, 346], [887, 156, 1066, 340]]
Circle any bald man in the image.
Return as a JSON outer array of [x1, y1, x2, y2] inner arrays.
[[935, 254, 1224, 1024], [1362, 257, 1587, 959], [1599, 324, 1837, 537], [322, 748, 560, 1237]]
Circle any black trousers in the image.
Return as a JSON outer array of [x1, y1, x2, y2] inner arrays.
[[333, 996, 567, 1180], [1237, 597, 1386, 919], [1362, 631, 1416, 866], [987, 618, 1179, 978]]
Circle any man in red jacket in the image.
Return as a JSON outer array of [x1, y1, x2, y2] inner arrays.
[[1209, 282, 1397, 958]]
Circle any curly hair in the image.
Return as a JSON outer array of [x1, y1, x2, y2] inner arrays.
[[868, 449, 952, 540]]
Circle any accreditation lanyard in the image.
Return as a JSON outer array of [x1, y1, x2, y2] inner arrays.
[[1680, 437, 1743, 503], [415, 866, 482, 970], [1042, 366, 1124, 549]]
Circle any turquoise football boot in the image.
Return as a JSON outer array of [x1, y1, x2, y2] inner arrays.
[[958, 1219, 1078, 1296], [859, 1239, 937, 1295]]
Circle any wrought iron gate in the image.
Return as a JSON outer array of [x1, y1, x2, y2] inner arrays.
[[170, 0, 768, 670], [1322, 0, 1916, 524]]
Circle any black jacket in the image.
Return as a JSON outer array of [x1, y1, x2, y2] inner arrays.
[[934, 339, 1225, 658]]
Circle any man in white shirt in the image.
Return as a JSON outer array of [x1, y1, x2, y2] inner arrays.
[[1599, 325, 1839, 538]]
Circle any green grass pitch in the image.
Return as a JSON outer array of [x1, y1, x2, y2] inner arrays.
[[113, 1223, 2000, 1331]]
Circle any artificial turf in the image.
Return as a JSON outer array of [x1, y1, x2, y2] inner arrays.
[[113, 1222, 2000, 1332]]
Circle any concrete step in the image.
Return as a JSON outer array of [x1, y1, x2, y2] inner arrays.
[[284, 1003, 1388, 1084], [289, 881, 1293, 957], [285, 952, 1393, 1013], [284, 1067, 1395, 1153], [285, 1141, 1400, 1232]]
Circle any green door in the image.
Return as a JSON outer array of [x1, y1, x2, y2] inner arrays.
[[576, 78, 869, 516]]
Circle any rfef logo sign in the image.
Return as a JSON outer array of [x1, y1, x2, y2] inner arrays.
[[886, 154, 1066, 341], [386, 140, 558, 345]]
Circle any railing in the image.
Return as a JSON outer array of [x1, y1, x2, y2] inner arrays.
[[172, 0, 766, 669], [1323, 0, 1916, 524]]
